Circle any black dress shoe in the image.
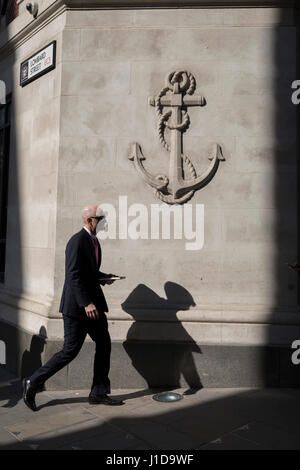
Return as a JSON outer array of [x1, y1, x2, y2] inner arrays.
[[88, 394, 124, 406], [23, 379, 37, 412]]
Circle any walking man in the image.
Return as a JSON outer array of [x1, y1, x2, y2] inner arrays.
[[23, 205, 124, 411]]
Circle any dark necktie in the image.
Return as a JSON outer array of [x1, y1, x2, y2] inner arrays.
[[92, 235, 99, 265]]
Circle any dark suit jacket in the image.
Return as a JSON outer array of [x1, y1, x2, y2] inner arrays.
[[59, 228, 109, 317]]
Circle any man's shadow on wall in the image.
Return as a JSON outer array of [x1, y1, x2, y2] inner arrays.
[[0, 326, 47, 408], [121, 282, 203, 394], [20, 326, 47, 383]]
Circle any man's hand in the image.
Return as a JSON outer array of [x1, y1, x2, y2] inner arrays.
[[84, 303, 99, 319], [102, 273, 117, 285]]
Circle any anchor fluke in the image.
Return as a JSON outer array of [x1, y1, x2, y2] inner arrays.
[[129, 142, 145, 161], [175, 143, 225, 199], [208, 143, 225, 162], [129, 143, 169, 192]]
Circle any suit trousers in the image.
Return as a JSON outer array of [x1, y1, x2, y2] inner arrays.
[[29, 313, 111, 395]]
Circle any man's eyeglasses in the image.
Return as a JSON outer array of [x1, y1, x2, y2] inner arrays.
[[91, 216, 105, 221]]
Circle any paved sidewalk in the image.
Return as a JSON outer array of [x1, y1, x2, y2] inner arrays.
[[1, 365, 300, 450]]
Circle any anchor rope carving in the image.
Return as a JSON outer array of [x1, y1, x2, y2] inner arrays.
[[154, 71, 197, 203], [129, 70, 225, 204]]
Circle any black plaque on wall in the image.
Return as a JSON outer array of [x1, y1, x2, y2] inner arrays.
[[20, 40, 56, 87]]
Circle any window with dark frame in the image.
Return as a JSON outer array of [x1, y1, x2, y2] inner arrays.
[[0, 93, 11, 283], [5, 0, 19, 26]]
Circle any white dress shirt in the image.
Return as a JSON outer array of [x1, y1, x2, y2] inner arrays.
[[83, 226, 93, 237]]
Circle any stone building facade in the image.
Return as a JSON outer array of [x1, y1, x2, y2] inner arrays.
[[0, 0, 299, 389]]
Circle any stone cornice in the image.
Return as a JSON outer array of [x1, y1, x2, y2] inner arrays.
[[0, 0, 297, 59], [64, 0, 295, 6]]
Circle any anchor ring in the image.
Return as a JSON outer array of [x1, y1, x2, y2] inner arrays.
[[166, 71, 189, 92]]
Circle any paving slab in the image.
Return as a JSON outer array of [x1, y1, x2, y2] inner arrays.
[[199, 420, 300, 450], [0, 427, 28, 449], [86, 402, 143, 419], [15, 415, 153, 450], [106, 416, 200, 450], [232, 421, 300, 450], [166, 398, 255, 446], [57, 429, 146, 450], [4, 408, 96, 441], [199, 432, 262, 450], [22, 420, 125, 450]]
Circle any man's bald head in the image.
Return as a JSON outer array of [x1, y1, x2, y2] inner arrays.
[[81, 205, 106, 235], [81, 205, 98, 224]]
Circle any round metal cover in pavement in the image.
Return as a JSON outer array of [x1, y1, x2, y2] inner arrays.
[[152, 392, 183, 402]]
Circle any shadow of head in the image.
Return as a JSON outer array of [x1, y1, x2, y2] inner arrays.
[[30, 326, 47, 354], [121, 282, 196, 320], [164, 281, 196, 310]]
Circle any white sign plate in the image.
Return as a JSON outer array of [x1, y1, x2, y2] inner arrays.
[[20, 41, 56, 87]]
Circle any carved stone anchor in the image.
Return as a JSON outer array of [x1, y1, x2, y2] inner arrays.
[[129, 70, 225, 204]]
